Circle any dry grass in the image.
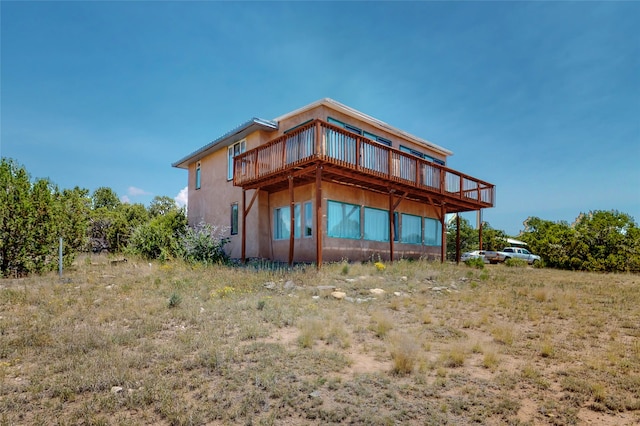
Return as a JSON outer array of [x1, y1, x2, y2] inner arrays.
[[1, 256, 639, 425]]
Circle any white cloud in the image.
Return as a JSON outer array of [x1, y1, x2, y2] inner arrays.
[[128, 186, 151, 196], [175, 186, 188, 208], [120, 195, 131, 204]]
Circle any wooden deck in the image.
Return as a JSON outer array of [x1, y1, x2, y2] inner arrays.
[[234, 119, 494, 213]]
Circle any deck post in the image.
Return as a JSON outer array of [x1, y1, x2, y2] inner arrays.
[[440, 204, 446, 263], [456, 214, 461, 264], [315, 166, 323, 269], [288, 176, 295, 266], [389, 191, 395, 262], [478, 209, 483, 250], [241, 189, 246, 263]]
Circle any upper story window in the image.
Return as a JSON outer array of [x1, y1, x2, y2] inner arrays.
[[227, 140, 246, 181], [400, 145, 445, 166], [328, 117, 391, 147], [195, 162, 201, 189]]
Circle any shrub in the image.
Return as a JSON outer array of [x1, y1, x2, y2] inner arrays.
[[181, 222, 229, 264], [505, 258, 528, 268], [464, 257, 485, 269]]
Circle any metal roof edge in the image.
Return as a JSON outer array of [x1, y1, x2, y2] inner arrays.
[[172, 117, 278, 169]]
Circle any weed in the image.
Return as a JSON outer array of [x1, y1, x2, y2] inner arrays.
[[370, 311, 394, 338], [168, 292, 182, 308], [505, 258, 528, 268], [388, 332, 419, 376]]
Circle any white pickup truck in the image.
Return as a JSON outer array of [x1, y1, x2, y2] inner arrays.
[[484, 247, 541, 265]]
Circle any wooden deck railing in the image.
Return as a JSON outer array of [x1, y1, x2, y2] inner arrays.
[[234, 119, 494, 207]]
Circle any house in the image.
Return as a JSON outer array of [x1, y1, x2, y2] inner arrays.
[[172, 98, 494, 265]]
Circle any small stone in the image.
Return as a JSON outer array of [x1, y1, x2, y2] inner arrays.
[[394, 291, 402, 296], [284, 280, 296, 290], [263, 281, 277, 290], [200, 307, 205, 313], [316, 285, 336, 291], [111, 386, 123, 394], [400, 276, 408, 281], [309, 390, 321, 398], [312, 295, 320, 300], [370, 288, 385, 295], [331, 291, 346, 300], [345, 278, 356, 283], [345, 297, 355, 303]]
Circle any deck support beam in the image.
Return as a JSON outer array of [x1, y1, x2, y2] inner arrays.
[[478, 209, 484, 250], [456, 214, 461, 264], [440, 204, 446, 263], [315, 166, 323, 269], [288, 176, 295, 266], [242, 189, 260, 264]]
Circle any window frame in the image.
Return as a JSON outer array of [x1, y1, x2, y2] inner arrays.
[[400, 213, 423, 245], [195, 162, 201, 190], [227, 140, 246, 181], [327, 200, 361, 240], [230, 203, 239, 235]]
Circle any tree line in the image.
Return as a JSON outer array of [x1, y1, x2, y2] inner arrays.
[[447, 211, 640, 273], [1, 158, 228, 277], [2, 157, 639, 276]]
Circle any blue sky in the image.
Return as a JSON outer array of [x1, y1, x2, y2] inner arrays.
[[2, 1, 638, 236]]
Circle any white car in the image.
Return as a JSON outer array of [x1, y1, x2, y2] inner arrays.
[[460, 250, 487, 262]]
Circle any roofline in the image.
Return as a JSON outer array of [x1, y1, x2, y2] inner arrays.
[[275, 98, 453, 157], [172, 118, 278, 169]]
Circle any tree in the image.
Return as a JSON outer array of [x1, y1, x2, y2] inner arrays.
[[148, 195, 178, 217], [446, 217, 478, 260], [519, 211, 640, 272], [481, 223, 508, 252], [92, 187, 120, 210], [0, 158, 32, 276], [0, 158, 91, 276]]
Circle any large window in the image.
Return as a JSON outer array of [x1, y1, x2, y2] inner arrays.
[[400, 145, 445, 166], [327, 200, 361, 239], [274, 201, 312, 240], [401, 213, 422, 244], [195, 162, 201, 190], [227, 140, 246, 181], [424, 217, 442, 246], [274, 206, 290, 240], [364, 207, 389, 242], [230, 203, 239, 235]]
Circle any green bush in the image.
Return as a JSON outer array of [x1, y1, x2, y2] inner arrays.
[[464, 257, 485, 269], [505, 258, 528, 268], [181, 222, 229, 264], [127, 210, 186, 260]]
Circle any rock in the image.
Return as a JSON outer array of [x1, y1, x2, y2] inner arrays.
[[400, 276, 408, 281], [309, 390, 321, 398], [284, 280, 296, 291], [316, 285, 336, 291], [110, 386, 123, 394], [394, 291, 402, 296], [312, 295, 320, 300], [370, 288, 385, 295], [345, 297, 355, 303], [331, 291, 346, 300], [263, 281, 277, 290], [345, 278, 357, 283]]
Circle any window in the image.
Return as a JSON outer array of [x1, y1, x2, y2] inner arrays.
[[400, 145, 445, 166], [304, 201, 313, 237], [227, 140, 246, 181], [364, 207, 389, 242], [195, 162, 201, 190], [274, 201, 313, 240], [424, 217, 442, 246], [327, 200, 361, 239], [230, 203, 239, 235], [274, 206, 290, 240], [401, 213, 422, 244]]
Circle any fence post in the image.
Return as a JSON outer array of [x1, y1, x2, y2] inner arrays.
[[59, 237, 63, 278]]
